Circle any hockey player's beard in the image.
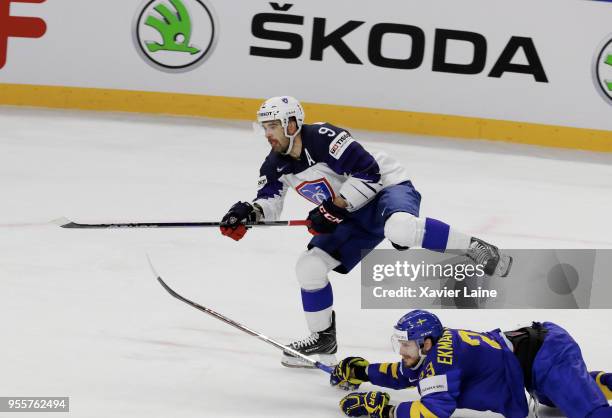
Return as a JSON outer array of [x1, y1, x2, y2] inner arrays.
[[269, 140, 288, 154], [268, 139, 279, 152], [401, 355, 420, 368], [399, 341, 423, 368]]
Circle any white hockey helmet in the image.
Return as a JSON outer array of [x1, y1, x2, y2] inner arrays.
[[256, 96, 305, 155]]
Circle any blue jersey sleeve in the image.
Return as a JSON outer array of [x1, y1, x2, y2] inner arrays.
[[366, 362, 420, 390], [320, 125, 380, 182]]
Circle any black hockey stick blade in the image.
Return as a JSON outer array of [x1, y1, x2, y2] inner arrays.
[[56, 217, 310, 229], [147, 255, 333, 374]]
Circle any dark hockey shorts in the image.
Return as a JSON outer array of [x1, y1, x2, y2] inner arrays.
[[308, 181, 421, 274]]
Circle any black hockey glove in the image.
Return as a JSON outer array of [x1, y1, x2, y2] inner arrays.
[[220, 201, 258, 241], [330, 356, 370, 390], [307, 199, 348, 235]]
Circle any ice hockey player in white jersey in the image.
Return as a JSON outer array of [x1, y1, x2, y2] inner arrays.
[[220, 96, 512, 367]]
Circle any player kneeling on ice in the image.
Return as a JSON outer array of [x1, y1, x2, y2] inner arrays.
[[220, 96, 512, 368], [331, 310, 612, 418]]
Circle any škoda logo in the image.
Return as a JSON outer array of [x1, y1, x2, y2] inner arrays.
[[133, 0, 217, 72]]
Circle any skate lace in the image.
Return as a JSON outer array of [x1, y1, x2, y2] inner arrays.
[[291, 333, 320, 349], [469, 243, 491, 265]]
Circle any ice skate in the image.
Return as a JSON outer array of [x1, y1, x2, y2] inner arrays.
[[467, 238, 513, 277], [281, 311, 338, 368]]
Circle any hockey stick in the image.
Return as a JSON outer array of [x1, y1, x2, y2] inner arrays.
[[55, 217, 310, 229], [148, 257, 333, 374]]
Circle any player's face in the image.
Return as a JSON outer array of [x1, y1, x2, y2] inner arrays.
[[398, 339, 421, 368], [261, 121, 289, 153]]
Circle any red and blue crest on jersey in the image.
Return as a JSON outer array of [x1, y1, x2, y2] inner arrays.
[[296, 178, 336, 205]]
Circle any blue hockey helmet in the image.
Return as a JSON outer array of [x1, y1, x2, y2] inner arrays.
[[393, 310, 444, 347]]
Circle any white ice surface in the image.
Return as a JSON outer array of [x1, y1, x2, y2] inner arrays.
[[1, 107, 611, 418]]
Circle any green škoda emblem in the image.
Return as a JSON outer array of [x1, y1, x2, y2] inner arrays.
[[145, 0, 200, 54]]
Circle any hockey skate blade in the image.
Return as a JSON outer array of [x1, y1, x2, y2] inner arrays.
[[498, 255, 513, 278], [280, 353, 337, 369]]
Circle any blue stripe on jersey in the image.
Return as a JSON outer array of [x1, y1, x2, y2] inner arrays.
[[422, 218, 450, 251], [300, 282, 333, 312], [367, 362, 418, 390]]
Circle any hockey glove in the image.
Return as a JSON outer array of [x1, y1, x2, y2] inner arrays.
[[331, 357, 370, 390], [307, 199, 348, 235], [339, 391, 391, 418], [220, 201, 258, 241]]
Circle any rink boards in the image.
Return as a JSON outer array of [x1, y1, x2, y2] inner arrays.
[[1, 0, 612, 151]]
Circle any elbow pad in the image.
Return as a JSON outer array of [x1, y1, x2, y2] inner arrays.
[[339, 176, 383, 212]]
